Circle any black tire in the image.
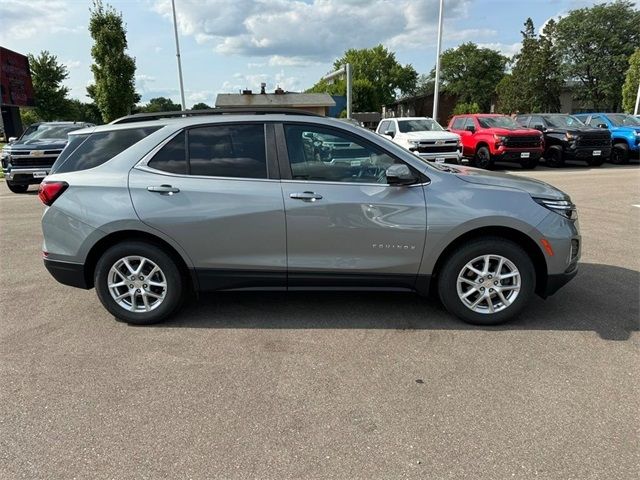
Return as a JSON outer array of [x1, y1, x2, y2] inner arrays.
[[94, 241, 184, 325], [6, 181, 29, 193], [437, 237, 536, 325], [520, 156, 539, 169], [586, 155, 604, 167], [472, 146, 493, 169], [544, 147, 564, 168], [610, 143, 629, 165]]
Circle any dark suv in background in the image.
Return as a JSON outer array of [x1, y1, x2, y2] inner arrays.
[[1, 121, 93, 193], [516, 114, 611, 167]]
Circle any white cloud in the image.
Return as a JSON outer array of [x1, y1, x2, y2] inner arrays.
[[65, 60, 81, 69], [477, 42, 522, 58], [0, 0, 71, 40], [152, 0, 480, 62]]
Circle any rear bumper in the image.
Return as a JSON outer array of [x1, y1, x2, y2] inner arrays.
[[44, 259, 90, 289]]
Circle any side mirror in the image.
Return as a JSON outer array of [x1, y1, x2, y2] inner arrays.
[[384, 130, 395, 139], [597, 123, 608, 129], [533, 124, 545, 132], [464, 125, 475, 133], [386, 164, 417, 186], [8, 137, 17, 143]]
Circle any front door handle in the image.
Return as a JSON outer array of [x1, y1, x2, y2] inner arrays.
[[147, 184, 180, 195], [289, 191, 323, 202]]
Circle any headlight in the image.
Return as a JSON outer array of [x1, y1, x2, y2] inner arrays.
[[409, 140, 421, 146], [565, 132, 576, 141], [534, 197, 577, 220]]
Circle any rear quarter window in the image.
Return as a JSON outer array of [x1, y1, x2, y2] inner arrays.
[[51, 126, 160, 174]]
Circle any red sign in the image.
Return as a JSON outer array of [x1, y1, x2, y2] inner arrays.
[[0, 47, 35, 107]]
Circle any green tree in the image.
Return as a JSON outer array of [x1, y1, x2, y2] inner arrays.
[[66, 99, 103, 124], [556, 0, 640, 111], [308, 45, 418, 111], [20, 109, 41, 128], [622, 48, 640, 113], [27, 51, 70, 121], [191, 102, 211, 110], [496, 18, 563, 113], [452, 102, 481, 116], [87, 0, 139, 122], [139, 97, 181, 113], [435, 43, 508, 111]]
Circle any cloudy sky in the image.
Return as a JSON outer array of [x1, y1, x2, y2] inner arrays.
[[0, 0, 623, 107]]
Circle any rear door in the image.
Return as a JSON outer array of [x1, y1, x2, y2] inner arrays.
[[129, 122, 287, 290], [277, 122, 427, 289]]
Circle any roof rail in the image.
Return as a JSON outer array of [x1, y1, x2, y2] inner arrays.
[[110, 107, 320, 125]]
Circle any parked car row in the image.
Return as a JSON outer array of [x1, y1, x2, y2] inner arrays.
[[375, 112, 639, 170]]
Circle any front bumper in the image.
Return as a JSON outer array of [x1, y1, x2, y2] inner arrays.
[[3, 167, 50, 183], [542, 266, 578, 297], [564, 146, 612, 160], [44, 258, 90, 289], [493, 149, 543, 162]]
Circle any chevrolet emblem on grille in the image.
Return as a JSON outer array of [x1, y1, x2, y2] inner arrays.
[[31, 150, 45, 157]]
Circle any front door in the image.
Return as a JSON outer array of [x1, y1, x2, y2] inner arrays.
[[278, 123, 427, 289], [129, 123, 287, 290]]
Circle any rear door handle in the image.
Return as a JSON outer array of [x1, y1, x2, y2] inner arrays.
[[147, 184, 180, 195], [289, 191, 323, 202]]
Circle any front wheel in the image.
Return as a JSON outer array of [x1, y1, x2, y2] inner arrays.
[[94, 241, 184, 325], [472, 146, 493, 169], [437, 238, 535, 325], [544, 147, 564, 168], [610, 144, 629, 165], [6, 181, 29, 193]]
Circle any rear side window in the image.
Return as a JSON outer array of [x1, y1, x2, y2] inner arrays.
[[147, 132, 187, 174], [52, 126, 160, 174], [378, 120, 389, 133], [188, 124, 267, 179]]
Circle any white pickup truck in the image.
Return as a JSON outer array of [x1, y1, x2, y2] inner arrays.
[[376, 117, 462, 164]]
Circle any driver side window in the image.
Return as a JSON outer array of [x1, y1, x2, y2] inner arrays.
[[283, 124, 403, 184]]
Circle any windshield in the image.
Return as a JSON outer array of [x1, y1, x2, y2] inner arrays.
[[605, 114, 640, 127], [398, 119, 444, 133], [543, 115, 584, 128], [20, 124, 84, 142], [476, 116, 520, 129]]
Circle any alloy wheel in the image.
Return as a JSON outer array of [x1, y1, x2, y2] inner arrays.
[[456, 254, 521, 314], [107, 255, 167, 312]]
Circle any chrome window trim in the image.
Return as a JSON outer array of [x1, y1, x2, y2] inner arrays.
[[134, 164, 281, 183], [280, 179, 430, 188]]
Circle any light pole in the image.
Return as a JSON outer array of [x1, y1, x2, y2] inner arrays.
[[171, 0, 186, 111], [432, 0, 444, 122], [634, 81, 640, 116], [322, 63, 352, 118]]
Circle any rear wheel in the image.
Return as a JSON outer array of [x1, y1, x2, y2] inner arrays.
[[544, 147, 564, 168], [94, 241, 184, 325], [437, 238, 535, 325], [6, 181, 29, 193], [610, 143, 629, 165], [472, 146, 493, 169]]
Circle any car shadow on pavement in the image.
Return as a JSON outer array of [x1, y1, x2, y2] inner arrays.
[[157, 263, 639, 341]]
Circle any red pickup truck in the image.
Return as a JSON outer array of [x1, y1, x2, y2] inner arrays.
[[448, 114, 544, 169]]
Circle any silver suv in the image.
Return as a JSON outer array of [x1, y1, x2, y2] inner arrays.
[[40, 109, 580, 325]]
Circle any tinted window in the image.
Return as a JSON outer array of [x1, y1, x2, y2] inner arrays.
[[284, 124, 404, 184], [587, 115, 603, 127], [529, 116, 545, 128], [148, 131, 187, 174], [451, 117, 465, 130], [52, 127, 160, 174], [464, 118, 475, 129], [188, 124, 267, 179], [51, 134, 90, 169], [515, 116, 530, 127], [398, 119, 443, 133]]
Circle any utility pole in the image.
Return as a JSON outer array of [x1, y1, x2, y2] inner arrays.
[[322, 63, 352, 118], [432, 0, 445, 122], [171, 0, 186, 110], [634, 81, 640, 116]]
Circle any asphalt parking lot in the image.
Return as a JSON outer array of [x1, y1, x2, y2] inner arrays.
[[1, 164, 639, 479]]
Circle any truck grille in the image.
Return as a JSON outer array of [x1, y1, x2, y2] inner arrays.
[[415, 141, 459, 154], [576, 135, 610, 147], [504, 136, 541, 148], [10, 157, 56, 167]]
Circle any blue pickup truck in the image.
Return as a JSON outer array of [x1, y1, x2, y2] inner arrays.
[[574, 113, 640, 164]]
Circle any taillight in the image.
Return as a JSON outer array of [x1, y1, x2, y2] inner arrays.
[[38, 181, 68, 206]]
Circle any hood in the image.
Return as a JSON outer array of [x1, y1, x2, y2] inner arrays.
[[401, 130, 460, 141], [486, 127, 539, 136], [453, 165, 567, 200], [611, 125, 640, 135], [7, 139, 68, 150], [546, 126, 609, 135]]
